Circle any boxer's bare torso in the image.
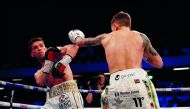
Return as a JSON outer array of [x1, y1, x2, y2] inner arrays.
[[76, 27, 163, 74], [102, 28, 144, 74], [35, 65, 73, 88]]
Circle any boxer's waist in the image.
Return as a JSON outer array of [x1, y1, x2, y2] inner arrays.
[[110, 68, 148, 81], [49, 80, 79, 98]]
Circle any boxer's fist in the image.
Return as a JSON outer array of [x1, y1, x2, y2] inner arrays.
[[68, 29, 85, 43], [45, 47, 62, 62], [42, 47, 62, 74], [54, 54, 72, 74], [51, 65, 65, 78]]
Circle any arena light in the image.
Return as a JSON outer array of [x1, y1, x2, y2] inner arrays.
[[148, 75, 153, 79], [12, 78, 23, 82], [104, 72, 110, 75], [145, 70, 150, 72], [0, 87, 4, 90], [173, 67, 189, 71]]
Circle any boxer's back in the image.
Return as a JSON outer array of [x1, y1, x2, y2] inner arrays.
[[102, 29, 144, 74]]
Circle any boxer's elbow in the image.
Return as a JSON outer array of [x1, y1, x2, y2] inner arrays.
[[35, 79, 46, 86], [156, 56, 163, 68], [156, 60, 163, 68], [148, 56, 163, 68], [34, 74, 46, 86]]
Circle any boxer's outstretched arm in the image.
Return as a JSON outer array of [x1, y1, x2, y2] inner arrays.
[[140, 33, 163, 68], [76, 34, 106, 47]]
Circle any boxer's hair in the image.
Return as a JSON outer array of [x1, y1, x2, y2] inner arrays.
[[28, 37, 45, 52], [111, 11, 131, 28]]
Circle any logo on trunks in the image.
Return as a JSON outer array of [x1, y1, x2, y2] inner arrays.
[[113, 92, 123, 106], [115, 75, 120, 80], [49, 86, 64, 98], [115, 73, 135, 80], [119, 90, 139, 95], [121, 73, 135, 79], [58, 93, 71, 108]]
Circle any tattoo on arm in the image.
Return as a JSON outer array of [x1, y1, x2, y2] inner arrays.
[[140, 33, 158, 56], [83, 34, 105, 46]]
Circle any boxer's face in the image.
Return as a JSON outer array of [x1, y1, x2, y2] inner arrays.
[[31, 41, 47, 59]]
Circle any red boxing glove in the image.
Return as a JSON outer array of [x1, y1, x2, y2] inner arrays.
[[42, 47, 62, 74], [54, 54, 72, 74]]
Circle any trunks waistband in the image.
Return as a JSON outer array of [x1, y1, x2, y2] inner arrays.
[[49, 80, 79, 98], [110, 68, 148, 81]]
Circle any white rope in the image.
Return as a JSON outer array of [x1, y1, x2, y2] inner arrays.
[[1, 80, 190, 93], [0, 101, 41, 109], [84, 107, 190, 109], [156, 87, 190, 92], [0, 101, 190, 109], [79, 89, 102, 93]]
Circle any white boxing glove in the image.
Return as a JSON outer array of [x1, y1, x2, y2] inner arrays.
[[68, 29, 85, 43]]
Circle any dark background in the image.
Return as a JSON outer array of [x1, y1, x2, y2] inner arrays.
[[0, 0, 190, 69]]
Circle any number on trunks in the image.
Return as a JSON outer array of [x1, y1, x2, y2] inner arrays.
[[133, 97, 144, 107]]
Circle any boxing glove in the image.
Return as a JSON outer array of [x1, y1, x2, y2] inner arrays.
[[53, 54, 72, 74], [51, 64, 65, 78], [42, 47, 62, 74], [68, 29, 85, 43]]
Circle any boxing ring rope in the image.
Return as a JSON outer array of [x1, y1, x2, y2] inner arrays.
[[0, 101, 190, 109], [1, 80, 190, 93], [0, 80, 49, 92], [0, 101, 41, 109], [156, 87, 190, 92], [0, 80, 190, 109]]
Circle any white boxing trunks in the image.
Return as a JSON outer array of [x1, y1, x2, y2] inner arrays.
[[101, 68, 160, 109], [41, 80, 84, 109]]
